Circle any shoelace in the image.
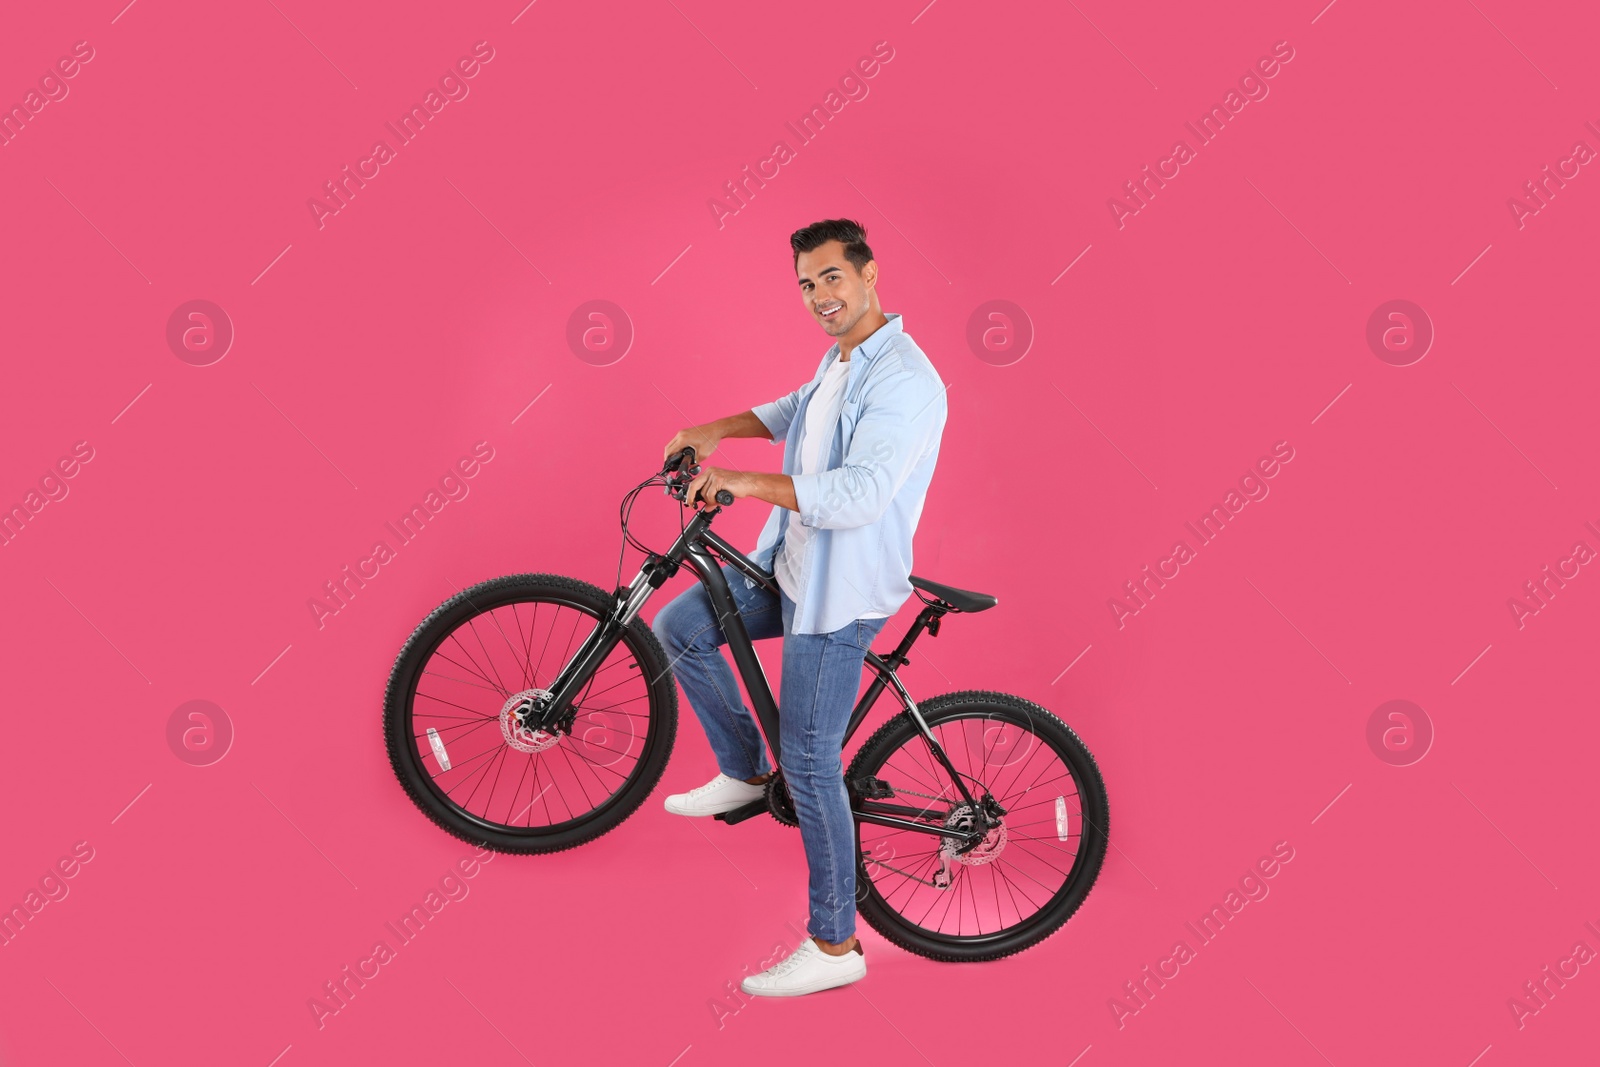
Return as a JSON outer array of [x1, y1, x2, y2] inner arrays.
[[686, 774, 739, 798], [760, 942, 818, 978]]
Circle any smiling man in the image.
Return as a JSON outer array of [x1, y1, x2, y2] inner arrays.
[[653, 218, 948, 996]]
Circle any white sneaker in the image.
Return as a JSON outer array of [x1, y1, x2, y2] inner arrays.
[[740, 937, 866, 997], [663, 773, 766, 816]]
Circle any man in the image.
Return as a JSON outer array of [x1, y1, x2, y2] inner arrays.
[[652, 218, 947, 997]]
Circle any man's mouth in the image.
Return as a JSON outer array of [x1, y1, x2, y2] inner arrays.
[[818, 302, 844, 321]]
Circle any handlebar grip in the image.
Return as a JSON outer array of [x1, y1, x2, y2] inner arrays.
[[715, 489, 734, 506], [665, 446, 696, 475]]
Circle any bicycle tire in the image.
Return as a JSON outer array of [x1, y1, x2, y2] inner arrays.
[[848, 690, 1109, 962], [383, 573, 678, 854]]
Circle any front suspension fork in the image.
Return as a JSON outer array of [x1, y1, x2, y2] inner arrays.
[[531, 557, 667, 732]]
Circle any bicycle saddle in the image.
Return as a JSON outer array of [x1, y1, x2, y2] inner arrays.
[[909, 575, 997, 613]]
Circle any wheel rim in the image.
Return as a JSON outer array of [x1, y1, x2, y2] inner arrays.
[[404, 593, 658, 834], [858, 710, 1096, 942]]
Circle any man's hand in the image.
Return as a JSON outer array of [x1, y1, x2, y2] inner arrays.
[[682, 467, 800, 512], [663, 425, 723, 467], [684, 465, 746, 509]]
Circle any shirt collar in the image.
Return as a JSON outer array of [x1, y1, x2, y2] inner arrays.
[[827, 312, 903, 367]]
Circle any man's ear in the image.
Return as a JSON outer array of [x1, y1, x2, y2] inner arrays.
[[861, 260, 878, 289]]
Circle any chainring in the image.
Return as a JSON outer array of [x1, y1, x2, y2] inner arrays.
[[766, 776, 799, 827]]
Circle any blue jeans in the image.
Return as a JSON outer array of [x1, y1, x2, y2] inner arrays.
[[651, 564, 889, 943]]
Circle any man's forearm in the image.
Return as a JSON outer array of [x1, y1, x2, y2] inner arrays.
[[732, 470, 798, 512], [707, 410, 775, 442]]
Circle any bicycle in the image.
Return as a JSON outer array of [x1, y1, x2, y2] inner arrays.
[[383, 447, 1109, 961]]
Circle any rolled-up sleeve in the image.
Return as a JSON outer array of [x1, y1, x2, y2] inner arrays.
[[751, 386, 803, 445], [791, 364, 946, 530]]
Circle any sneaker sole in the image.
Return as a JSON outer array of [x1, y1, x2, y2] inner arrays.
[[663, 798, 761, 817], [740, 965, 866, 998]]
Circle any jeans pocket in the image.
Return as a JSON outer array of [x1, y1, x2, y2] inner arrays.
[[853, 619, 884, 652]]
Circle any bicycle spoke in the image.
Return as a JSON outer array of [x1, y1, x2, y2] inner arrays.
[[532, 606, 562, 688], [433, 647, 508, 697], [523, 758, 545, 827], [502, 750, 535, 826], [448, 628, 506, 695], [422, 668, 507, 696], [414, 690, 498, 717], [992, 860, 1044, 918], [458, 745, 511, 812], [577, 670, 648, 705], [558, 611, 583, 685], [554, 744, 599, 811], [509, 602, 534, 690], [1003, 792, 1087, 817], [476, 603, 532, 682], [424, 717, 499, 744], [990, 724, 1050, 805], [560, 741, 633, 782], [481, 739, 512, 813], [523, 601, 540, 684], [1004, 833, 1082, 850], [1004, 757, 1074, 809], [462, 611, 512, 696]]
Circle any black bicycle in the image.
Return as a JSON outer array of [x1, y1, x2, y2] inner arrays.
[[383, 448, 1109, 961]]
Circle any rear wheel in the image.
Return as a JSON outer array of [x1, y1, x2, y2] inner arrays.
[[848, 690, 1109, 961], [383, 574, 678, 854]]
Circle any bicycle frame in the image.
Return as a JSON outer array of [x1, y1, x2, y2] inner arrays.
[[529, 502, 983, 844]]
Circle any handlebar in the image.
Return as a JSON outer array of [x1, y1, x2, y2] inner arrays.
[[663, 446, 734, 508]]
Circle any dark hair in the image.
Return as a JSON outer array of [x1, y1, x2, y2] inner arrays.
[[790, 218, 874, 273]]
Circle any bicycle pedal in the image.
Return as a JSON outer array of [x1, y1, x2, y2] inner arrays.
[[713, 798, 769, 825], [851, 775, 896, 801]]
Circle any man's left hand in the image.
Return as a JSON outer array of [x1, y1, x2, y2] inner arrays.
[[684, 465, 747, 509]]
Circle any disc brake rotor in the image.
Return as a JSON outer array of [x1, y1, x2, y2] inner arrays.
[[940, 803, 1008, 865], [500, 689, 561, 753]]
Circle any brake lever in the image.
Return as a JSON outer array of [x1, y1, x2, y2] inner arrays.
[[663, 460, 699, 500], [662, 451, 732, 508]]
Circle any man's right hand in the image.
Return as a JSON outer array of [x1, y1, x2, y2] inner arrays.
[[663, 425, 722, 466]]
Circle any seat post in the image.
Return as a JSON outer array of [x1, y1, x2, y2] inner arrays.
[[880, 604, 944, 670]]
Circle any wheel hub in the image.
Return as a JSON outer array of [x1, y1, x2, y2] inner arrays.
[[940, 803, 1007, 865], [500, 689, 561, 753]]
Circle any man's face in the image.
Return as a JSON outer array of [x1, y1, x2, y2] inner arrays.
[[796, 240, 875, 339]]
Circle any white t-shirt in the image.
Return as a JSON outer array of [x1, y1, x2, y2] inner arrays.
[[774, 357, 889, 619]]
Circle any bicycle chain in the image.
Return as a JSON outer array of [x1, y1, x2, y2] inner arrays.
[[879, 783, 957, 803]]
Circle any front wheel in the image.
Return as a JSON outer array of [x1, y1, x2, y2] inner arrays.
[[848, 690, 1109, 962], [383, 573, 678, 854]]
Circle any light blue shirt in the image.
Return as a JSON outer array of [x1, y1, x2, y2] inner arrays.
[[748, 313, 948, 635]]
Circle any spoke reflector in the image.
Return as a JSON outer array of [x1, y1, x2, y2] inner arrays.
[[1055, 796, 1069, 841], [426, 727, 452, 772]]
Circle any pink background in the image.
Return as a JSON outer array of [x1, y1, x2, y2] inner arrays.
[[2, 0, 1597, 1064]]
